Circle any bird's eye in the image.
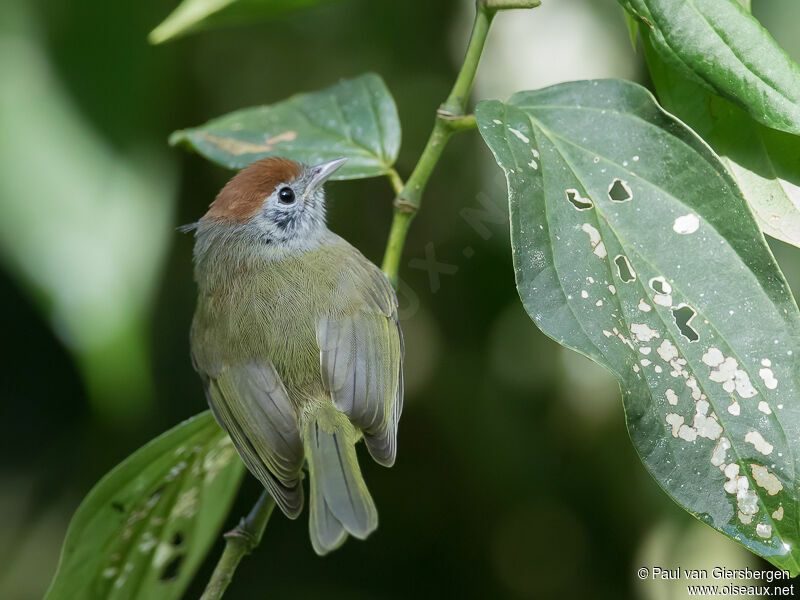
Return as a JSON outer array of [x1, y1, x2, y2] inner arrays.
[[278, 187, 295, 204]]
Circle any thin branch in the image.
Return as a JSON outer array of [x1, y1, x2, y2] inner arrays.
[[199, 491, 276, 600], [387, 168, 405, 195], [381, 5, 492, 285]]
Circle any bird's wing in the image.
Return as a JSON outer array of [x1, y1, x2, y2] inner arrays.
[[200, 361, 305, 518], [316, 257, 404, 467]]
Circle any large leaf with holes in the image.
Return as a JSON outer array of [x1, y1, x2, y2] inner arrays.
[[170, 73, 400, 180], [618, 0, 800, 135], [45, 412, 246, 600], [149, 0, 339, 44], [477, 79, 800, 573], [642, 34, 800, 249]]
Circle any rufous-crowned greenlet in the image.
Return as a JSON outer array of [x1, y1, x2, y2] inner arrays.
[[189, 157, 404, 555]]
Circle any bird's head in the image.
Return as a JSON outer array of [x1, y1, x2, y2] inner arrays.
[[195, 157, 346, 251]]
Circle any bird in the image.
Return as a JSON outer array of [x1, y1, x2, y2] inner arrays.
[[188, 156, 404, 555]]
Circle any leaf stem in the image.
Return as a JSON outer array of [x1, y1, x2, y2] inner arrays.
[[387, 168, 405, 195], [199, 491, 275, 600], [380, 5, 492, 285]]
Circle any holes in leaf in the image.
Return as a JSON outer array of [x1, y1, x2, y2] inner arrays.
[[648, 276, 673, 307], [649, 277, 671, 295], [672, 304, 699, 342], [565, 188, 592, 210], [172, 532, 185, 547], [159, 554, 185, 583], [111, 501, 125, 513], [607, 178, 632, 202], [614, 255, 636, 282]]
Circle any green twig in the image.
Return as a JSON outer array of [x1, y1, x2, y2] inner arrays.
[[387, 168, 405, 195], [199, 491, 275, 600], [381, 5, 492, 286], [483, 0, 541, 9]]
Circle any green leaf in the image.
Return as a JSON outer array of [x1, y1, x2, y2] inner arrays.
[[623, 10, 639, 52], [642, 34, 800, 249], [149, 0, 338, 45], [170, 73, 401, 180], [619, 0, 800, 135], [477, 79, 800, 574], [45, 412, 246, 600]]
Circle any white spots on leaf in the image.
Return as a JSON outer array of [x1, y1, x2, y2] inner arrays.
[[665, 388, 678, 405], [166, 461, 187, 482], [759, 366, 778, 390], [528, 159, 538, 170], [761, 358, 772, 367], [702, 348, 725, 367], [203, 436, 236, 483], [508, 127, 529, 143], [630, 323, 659, 343], [581, 290, 589, 299], [678, 423, 697, 441], [649, 276, 673, 307], [673, 213, 700, 235], [723, 463, 740, 494], [734, 472, 759, 524], [744, 431, 773, 455], [492, 119, 502, 124], [641, 359, 652, 367], [666, 413, 684, 437], [665, 399, 720, 442], [595, 300, 603, 307], [701, 347, 757, 399], [153, 541, 174, 569], [607, 178, 632, 202], [758, 401, 772, 415], [612, 327, 634, 350], [638, 299, 651, 313], [639, 347, 651, 355], [728, 401, 741, 416], [633, 155, 639, 162], [750, 464, 783, 495], [138, 531, 157, 553], [656, 339, 678, 362], [603, 330, 612, 338], [102, 567, 119, 579], [608, 284, 616, 295], [581, 223, 607, 258], [710, 437, 730, 467], [756, 523, 773, 538], [171, 488, 199, 518], [692, 400, 722, 440], [773, 506, 784, 521]]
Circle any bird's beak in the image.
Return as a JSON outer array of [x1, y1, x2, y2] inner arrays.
[[304, 157, 347, 197]]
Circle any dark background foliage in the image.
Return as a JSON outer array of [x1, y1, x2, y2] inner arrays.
[[2, 0, 799, 598]]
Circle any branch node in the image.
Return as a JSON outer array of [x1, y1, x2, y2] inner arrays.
[[223, 521, 258, 552], [393, 198, 418, 213]]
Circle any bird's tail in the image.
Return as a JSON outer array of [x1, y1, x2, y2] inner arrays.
[[302, 402, 378, 555]]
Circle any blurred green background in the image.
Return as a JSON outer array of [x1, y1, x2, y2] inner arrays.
[[2, 0, 800, 598]]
